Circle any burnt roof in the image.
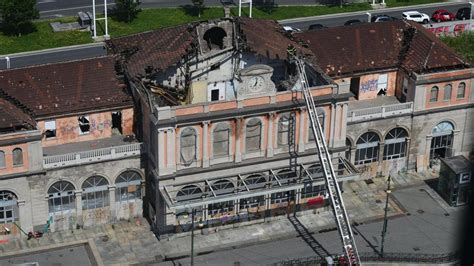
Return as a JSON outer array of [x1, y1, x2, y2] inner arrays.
[[295, 20, 469, 77], [238, 17, 313, 60], [107, 24, 196, 78], [0, 56, 132, 118], [0, 98, 35, 132]]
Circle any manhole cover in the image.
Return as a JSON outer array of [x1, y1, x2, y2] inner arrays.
[[365, 179, 374, 185], [417, 209, 425, 214]]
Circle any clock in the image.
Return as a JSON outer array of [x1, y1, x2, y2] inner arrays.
[[247, 76, 265, 93]]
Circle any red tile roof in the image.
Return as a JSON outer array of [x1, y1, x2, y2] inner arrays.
[[0, 98, 35, 132], [0, 57, 132, 118], [238, 17, 313, 60], [295, 20, 469, 77], [107, 24, 196, 78]]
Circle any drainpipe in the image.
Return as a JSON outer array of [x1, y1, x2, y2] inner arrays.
[[5, 56, 10, 69]]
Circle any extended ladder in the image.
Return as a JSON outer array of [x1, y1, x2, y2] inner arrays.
[[294, 58, 361, 265]]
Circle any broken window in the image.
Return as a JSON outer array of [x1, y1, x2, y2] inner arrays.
[[203, 27, 227, 50], [78, 115, 90, 135], [211, 89, 219, 101], [444, 84, 452, 101], [44, 120, 56, 138], [82, 176, 109, 210], [213, 123, 230, 157], [430, 121, 454, 161], [0, 151, 5, 168], [277, 113, 295, 147], [12, 148, 23, 167], [180, 127, 197, 165], [355, 132, 380, 165], [377, 74, 388, 96], [48, 181, 75, 214], [115, 170, 142, 202], [457, 82, 466, 99], [383, 128, 408, 160], [430, 86, 439, 102], [245, 118, 262, 153], [0, 191, 18, 224], [308, 109, 325, 142], [111, 111, 122, 134]]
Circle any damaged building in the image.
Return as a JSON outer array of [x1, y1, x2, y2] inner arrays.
[[108, 17, 473, 236], [0, 57, 145, 235]]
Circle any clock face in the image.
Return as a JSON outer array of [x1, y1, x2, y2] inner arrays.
[[247, 76, 265, 93]]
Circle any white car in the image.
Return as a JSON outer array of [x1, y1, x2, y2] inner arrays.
[[283, 26, 302, 33], [402, 11, 430, 24]]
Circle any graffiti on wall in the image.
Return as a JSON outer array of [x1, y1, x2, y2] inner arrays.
[[360, 79, 378, 93], [424, 22, 474, 37]]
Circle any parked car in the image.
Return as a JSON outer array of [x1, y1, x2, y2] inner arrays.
[[308, 24, 328, 30], [431, 9, 456, 22], [344, 19, 364, 26], [283, 26, 302, 33], [371, 15, 398, 23], [402, 11, 430, 24], [456, 7, 472, 20]]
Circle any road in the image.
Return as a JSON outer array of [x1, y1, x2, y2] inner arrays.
[[37, 0, 320, 19], [163, 185, 465, 265], [0, 43, 106, 70], [281, 2, 471, 29]]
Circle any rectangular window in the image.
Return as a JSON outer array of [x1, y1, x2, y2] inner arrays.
[[44, 120, 56, 138], [211, 89, 219, 101], [78, 116, 90, 135], [460, 173, 471, 184], [377, 74, 388, 94]]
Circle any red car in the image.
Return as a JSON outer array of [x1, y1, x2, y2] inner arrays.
[[432, 9, 456, 22]]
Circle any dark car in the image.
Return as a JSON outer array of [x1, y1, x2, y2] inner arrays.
[[431, 9, 456, 22], [371, 15, 398, 23], [456, 7, 472, 20], [308, 24, 328, 30], [344, 19, 363, 26]]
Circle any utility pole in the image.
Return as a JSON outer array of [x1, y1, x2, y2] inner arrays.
[[190, 208, 195, 266], [380, 175, 392, 257]]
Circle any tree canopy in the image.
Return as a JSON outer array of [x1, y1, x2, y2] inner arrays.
[[0, 0, 39, 36], [112, 0, 141, 23]]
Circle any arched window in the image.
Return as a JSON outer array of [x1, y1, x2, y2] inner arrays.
[[0, 191, 18, 224], [213, 123, 230, 157], [12, 148, 23, 167], [0, 151, 5, 168], [82, 176, 109, 210], [210, 179, 234, 196], [305, 163, 324, 180], [115, 171, 142, 203], [308, 109, 325, 142], [277, 113, 295, 147], [430, 86, 439, 102], [355, 132, 380, 165], [302, 163, 326, 198], [246, 118, 262, 153], [176, 185, 202, 202], [430, 122, 454, 160], [276, 168, 297, 182], [48, 181, 75, 214], [443, 84, 452, 101], [383, 128, 408, 160], [180, 127, 197, 165], [244, 174, 267, 190], [457, 82, 466, 99]]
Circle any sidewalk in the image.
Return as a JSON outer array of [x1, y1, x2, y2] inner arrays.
[[158, 171, 432, 260]]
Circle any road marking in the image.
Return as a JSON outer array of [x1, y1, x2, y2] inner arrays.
[[39, 3, 115, 14], [37, 0, 56, 4]]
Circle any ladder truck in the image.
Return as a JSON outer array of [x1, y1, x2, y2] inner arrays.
[[293, 56, 361, 265]]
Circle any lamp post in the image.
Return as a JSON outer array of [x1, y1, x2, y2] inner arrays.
[[184, 208, 204, 266], [469, 2, 473, 32], [380, 175, 392, 257]]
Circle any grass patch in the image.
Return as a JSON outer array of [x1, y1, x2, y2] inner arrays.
[[441, 32, 474, 64], [0, 19, 92, 55], [385, 0, 447, 8], [230, 4, 371, 20]]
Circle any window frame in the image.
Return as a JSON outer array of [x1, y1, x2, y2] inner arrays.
[[12, 148, 23, 167], [457, 82, 466, 99], [44, 120, 57, 139], [383, 128, 408, 160], [443, 84, 452, 101], [115, 171, 142, 203], [212, 123, 230, 158], [245, 118, 262, 153], [0, 151, 5, 169], [81, 176, 109, 210], [48, 181, 76, 214], [180, 127, 197, 166], [355, 132, 380, 165], [430, 86, 439, 102], [78, 115, 90, 135]]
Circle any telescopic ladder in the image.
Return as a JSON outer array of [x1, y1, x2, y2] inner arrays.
[[294, 58, 361, 265]]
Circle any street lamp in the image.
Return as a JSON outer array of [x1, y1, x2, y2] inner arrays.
[[183, 208, 204, 266], [380, 175, 392, 257]]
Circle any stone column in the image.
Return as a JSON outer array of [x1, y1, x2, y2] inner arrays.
[[17, 200, 33, 233], [202, 121, 210, 168], [75, 191, 83, 227], [108, 186, 116, 222], [267, 112, 275, 158], [405, 137, 411, 170], [235, 117, 243, 163], [423, 135, 433, 172], [350, 146, 357, 165], [166, 127, 176, 173], [340, 103, 348, 145], [158, 129, 166, 174], [329, 103, 336, 148], [298, 108, 306, 153], [452, 130, 461, 157]]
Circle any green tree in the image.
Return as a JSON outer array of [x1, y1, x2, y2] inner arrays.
[[0, 0, 39, 36], [112, 0, 141, 23], [191, 0, 204, 18], [441, 32, 474, 64]]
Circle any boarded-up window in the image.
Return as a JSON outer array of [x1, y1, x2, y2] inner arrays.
[[308, 109, 325, 142], [277, 113, 293, 147], [430, 86, 439, 102], [457, 82, 466, 98], [12, 148, 23, 166], [0, 151, 5, 168], [180, 127, 196, 165], [444, 84, 452, 101], [246, 118, 261, 153], [213, 123, 230, 157]]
